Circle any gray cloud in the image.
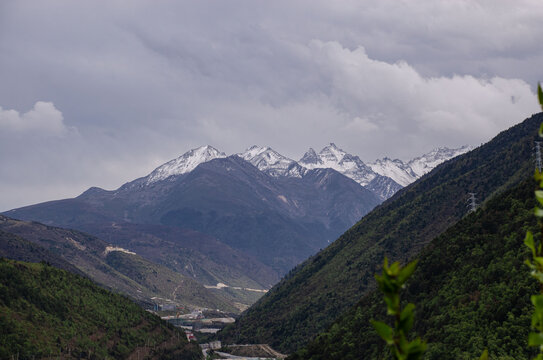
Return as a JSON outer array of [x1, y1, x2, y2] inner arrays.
[[1, 0, 542, 210]]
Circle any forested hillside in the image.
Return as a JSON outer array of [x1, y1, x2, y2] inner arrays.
[[219, 112, 543, 353], [0, 215, 238, 312], [0, 230, 84, 276], [290, 176, 539, 359], [0, 259, 202, 359]]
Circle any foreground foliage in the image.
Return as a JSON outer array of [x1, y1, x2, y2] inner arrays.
[[525, 83, 543, 359], [0, 259, 202, 359], [371, 259, 426, 360]]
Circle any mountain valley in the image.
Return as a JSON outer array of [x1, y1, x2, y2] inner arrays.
[[3, 142, 472, 316]]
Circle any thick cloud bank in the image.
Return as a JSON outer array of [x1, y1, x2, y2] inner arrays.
[[305, 41, 537, 149]]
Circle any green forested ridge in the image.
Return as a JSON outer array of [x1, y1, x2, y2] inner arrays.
[[219, 112, 543, 353], [290, 176, 539, 359], [0, 259, 202, 359]]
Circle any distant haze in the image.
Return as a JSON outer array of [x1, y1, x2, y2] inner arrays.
[[1, 0, 542, 211]]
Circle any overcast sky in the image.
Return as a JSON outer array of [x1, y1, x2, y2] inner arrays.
[[1, 0, 542, 211]]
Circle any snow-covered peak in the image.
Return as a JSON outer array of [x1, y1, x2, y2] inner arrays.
[[239, 146, 305, 178], [299, 144, 377, 186], [408, 145, 472, 177], [368, 158, 418, 187], [300, 143, 346, 170], [146, 145, 226, 184], [299, 148, 320, 166], [369, 145, 472, 187], [318, 143, 347, 166]]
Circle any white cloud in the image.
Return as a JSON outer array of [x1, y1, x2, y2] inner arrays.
[[304, 40, 539, 154], [0, 101, 71, 136]]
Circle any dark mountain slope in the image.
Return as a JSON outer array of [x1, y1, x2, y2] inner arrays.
[[0, 229, 84, 276], [6, 156, 381, 275], [219, 112, 543, 353], [0, 259, 202, 359], [0, 215, 238, 313], [290, 176, 538, 360], [79, 222, 278, 290]]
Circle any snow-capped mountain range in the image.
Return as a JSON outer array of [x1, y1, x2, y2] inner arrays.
[[145, 143, 472, 199]]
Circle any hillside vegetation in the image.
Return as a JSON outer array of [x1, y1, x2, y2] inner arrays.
[[290, 176, 539, 359], [0, 230, 84, 276], [0, 215, 238, 313], [0, 259, 202, 359], [219, 112, 543, 352]]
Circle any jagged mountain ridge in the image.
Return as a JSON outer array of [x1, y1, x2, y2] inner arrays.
[[145, 142, 469, 200], [238, 146, 306, 178], [299, 143, 471, 194], [299, 143, 378, 186], [368, 145, 473, 186], [298, 143, 402, 199]]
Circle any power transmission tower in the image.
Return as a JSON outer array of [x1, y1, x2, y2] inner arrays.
[[467, 193, 477, 213], [536, 141, 542, 172]]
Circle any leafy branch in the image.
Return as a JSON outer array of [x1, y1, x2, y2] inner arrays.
[[525, 82, 543, 360], [371, 258, 426, 360]]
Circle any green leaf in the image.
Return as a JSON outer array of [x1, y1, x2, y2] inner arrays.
[[371, 320, 394, 344], [536, 191, 543, 206], [529, 332, 543, 346], [397, 260, 418, 285], [525, 231, 536, 256], [538, 83, 543, 111], [406, 338, 427, 360], [535, 207, 543, 218], [478, 349, 488, 360], [400, 303, 415, 333], [383, 257, 389, 270], [531, 295, 543, 308], [388, 261, 401, 276], [531, 271, 543, 283]]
